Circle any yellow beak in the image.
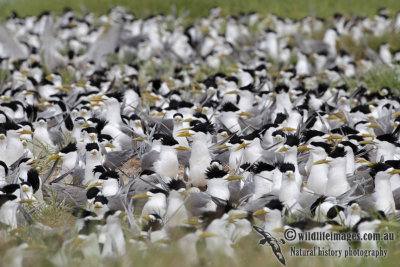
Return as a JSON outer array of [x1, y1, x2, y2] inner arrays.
[[70, 237, 84, 249], [226, 175, 243, 181], [277, 146, 288, 152], [368, 123, 381, 128], [253, 209, 268, 216], [199, 232, 218, 238], [313, 159, 330, 165], [297, 145, 310, 151], [361, 133, 376, 138], [324, 135, 344, 140], [175, 145, 190, 151], [18, 129, 34, 135], [105, 143, 116, 148], [132, 193, 150, 199], [48, 154, 62, 161], [177, 131, 192, 137], [238, 112, 254, 117], [183, 217, 200, 226], [389, 169, 400, 175], [141, 215, 152, 221], [213, 144, 230, 150], [19, 199, 37, 204], [280, 127, 296, 132], [234, 142, 248, 151], [88, 95, 106, 102], [358, 140, 376, 145], [86, 181, 102, 190]]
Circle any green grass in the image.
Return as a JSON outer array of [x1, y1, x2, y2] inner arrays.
[[1, 0, 400, 20]]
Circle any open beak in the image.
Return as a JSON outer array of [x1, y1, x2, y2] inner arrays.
[[132, 193, 150, 199], [105, 143, 116, 148], [313, 159, 330, 165], [234, 142, 248, 151], [27, 160, 36, 166], [94, 203, 103, 209]]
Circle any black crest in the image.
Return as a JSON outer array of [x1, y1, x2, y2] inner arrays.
[[220, 102, 240, 112], [86, 143, 100, 151], [253, 162, 275, 174], [278, 162, 295, 173], [205, 166, 228, 179], [86, 187, 100, 199], [328, 146, 346, 158], [60, 142, 77, 154], [285, 135, 299, 147], [265, 199, 284, 211], [168, 179, 186, 191], [370, 163, 392, 177]]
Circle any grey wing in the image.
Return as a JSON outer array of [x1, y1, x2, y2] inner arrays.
[[240, 192, 279, 213], [228, 180, 243, 205], [49, 128, 65, 147], [357, 195, 375, 211], [105, 149, 135, 169], [41, 16, 67, 70], [393, 188, 400, 210], [185, 192, 212, 217], [140, 150, 160, 171], [126, 176, 160, 197], [42, 184, 87, 207], [107, 194, 127, 211], [83, 23, 123, 68], [121, 34, 148, 46], [0, 24, 27, 59]]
